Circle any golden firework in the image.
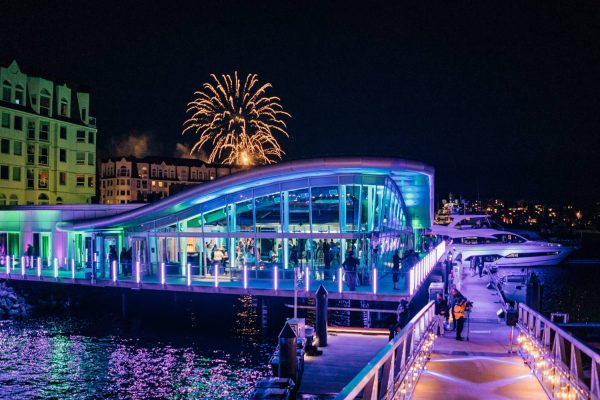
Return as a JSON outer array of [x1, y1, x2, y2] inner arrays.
[[183, 72, 290, 166]]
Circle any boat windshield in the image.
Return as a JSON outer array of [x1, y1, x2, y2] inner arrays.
[[455, 216, 492, 229]]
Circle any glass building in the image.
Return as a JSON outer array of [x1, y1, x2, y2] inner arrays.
[[0, 158, 434, 290]]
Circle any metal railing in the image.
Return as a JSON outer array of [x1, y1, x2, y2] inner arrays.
[[408, 241, 446, 295], [336, 300, 437, 400], [518, 303, 600, 400]]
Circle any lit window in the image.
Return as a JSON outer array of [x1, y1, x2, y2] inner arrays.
[[14, 85, 24, 105], [158, 181, 163, 187], [38, 170, 49, 189], [151, 180, 156, 186]]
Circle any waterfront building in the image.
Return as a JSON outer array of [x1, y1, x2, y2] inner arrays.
[[0, 158, 434, 285], [99, 156, 239, 204], [0, 60, 97, 206]]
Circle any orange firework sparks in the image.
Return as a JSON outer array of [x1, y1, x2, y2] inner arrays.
[[183, 72, 290, 166]]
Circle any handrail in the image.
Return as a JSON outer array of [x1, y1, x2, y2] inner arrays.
[[517, 303, 600, 400], [408, 241, 446, 295], [336, 300, 437, 400]]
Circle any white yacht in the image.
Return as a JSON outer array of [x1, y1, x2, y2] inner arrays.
[[430, 214, 573, 267]]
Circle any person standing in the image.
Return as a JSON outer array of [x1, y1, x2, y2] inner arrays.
[[434, 293, 448, 336], [392, 250, 401, 290], [451, 288, 467, 341], [342, 250, 358, 291], [396, 297, 410, 330], [323, 239, 331, 280], [119, 247, 128, 277]]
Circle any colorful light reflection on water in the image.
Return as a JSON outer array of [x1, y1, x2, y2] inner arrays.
[[0, 317, 273, 399]]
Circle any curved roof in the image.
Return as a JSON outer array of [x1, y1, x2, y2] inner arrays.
[[58, 157, 434, 231]]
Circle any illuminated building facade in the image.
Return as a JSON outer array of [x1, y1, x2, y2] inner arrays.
[[0, 158, 434, 286], [0, 60, 97, 206], [99, 156, 239, 204]]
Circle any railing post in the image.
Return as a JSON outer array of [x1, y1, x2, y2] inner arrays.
[[362, 373, 379, 400], [380, 354, 395, 399], [591, 361, 600, 399], [570, 344, 584, 383]]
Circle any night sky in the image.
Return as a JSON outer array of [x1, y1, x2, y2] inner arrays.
[[2, 2, 599, 207]]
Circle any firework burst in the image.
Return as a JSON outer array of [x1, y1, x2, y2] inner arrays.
[[183, 72, 290, 166]]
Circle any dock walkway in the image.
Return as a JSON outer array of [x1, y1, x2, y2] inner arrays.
[[300, 331, 389, 397], [412, 273, 548, 400]]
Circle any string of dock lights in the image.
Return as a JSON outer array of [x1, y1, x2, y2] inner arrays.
[[398, 331, 436, 398], [517, 331, 583, 400]]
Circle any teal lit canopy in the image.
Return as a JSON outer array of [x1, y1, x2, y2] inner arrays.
[[58, 158, 434, 232]]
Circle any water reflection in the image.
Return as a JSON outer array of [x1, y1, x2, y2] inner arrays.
[[0, 315, 273, 399]]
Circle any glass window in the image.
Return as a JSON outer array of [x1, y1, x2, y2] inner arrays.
[[88, 153, 94, 166], [59, 148, 67, 162], [88, 131, 94, 144], [60, 98, 68, 116], [9, 194, 18, 205], [0, 165, 8, 180], [287, 188, 310, 232], [39, 145, 48, 165], [27, 121, 35, 139], [13, 141, 21, 156], [255, 193, 281, 232], [26, 169, 34, 189], [88, 177, 94, 188], [344, 185, 361, 232], [60, 126, 67, 139], [1, 113, 10, 128], [14, 116, 22, 130], [14, 85, 24, 105], [40, 90, 51, 116], [311, 186, 340, 233], [56, 197, 63, 205], [26, 144, 35, 165], [76, 175, 85, 186], [234, 198, 254, 232], [76, 152, 85, 165], [12, 166, 20, 181], [203, 206, 227, 233], [76, 130, 85, 142], [2, 81, 11, 102], [39, 122, 49, 141], [38, 170, 49, 189], [0, 139, 9, 154], [59, 172, 66, 186]]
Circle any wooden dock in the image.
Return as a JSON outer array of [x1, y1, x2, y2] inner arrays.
[[300, 331, 389, 397]]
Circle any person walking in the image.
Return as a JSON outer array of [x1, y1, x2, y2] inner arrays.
[[342, 250, 358, 291], [434, 293, 448, 336], [392, 250, 401, 290]]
